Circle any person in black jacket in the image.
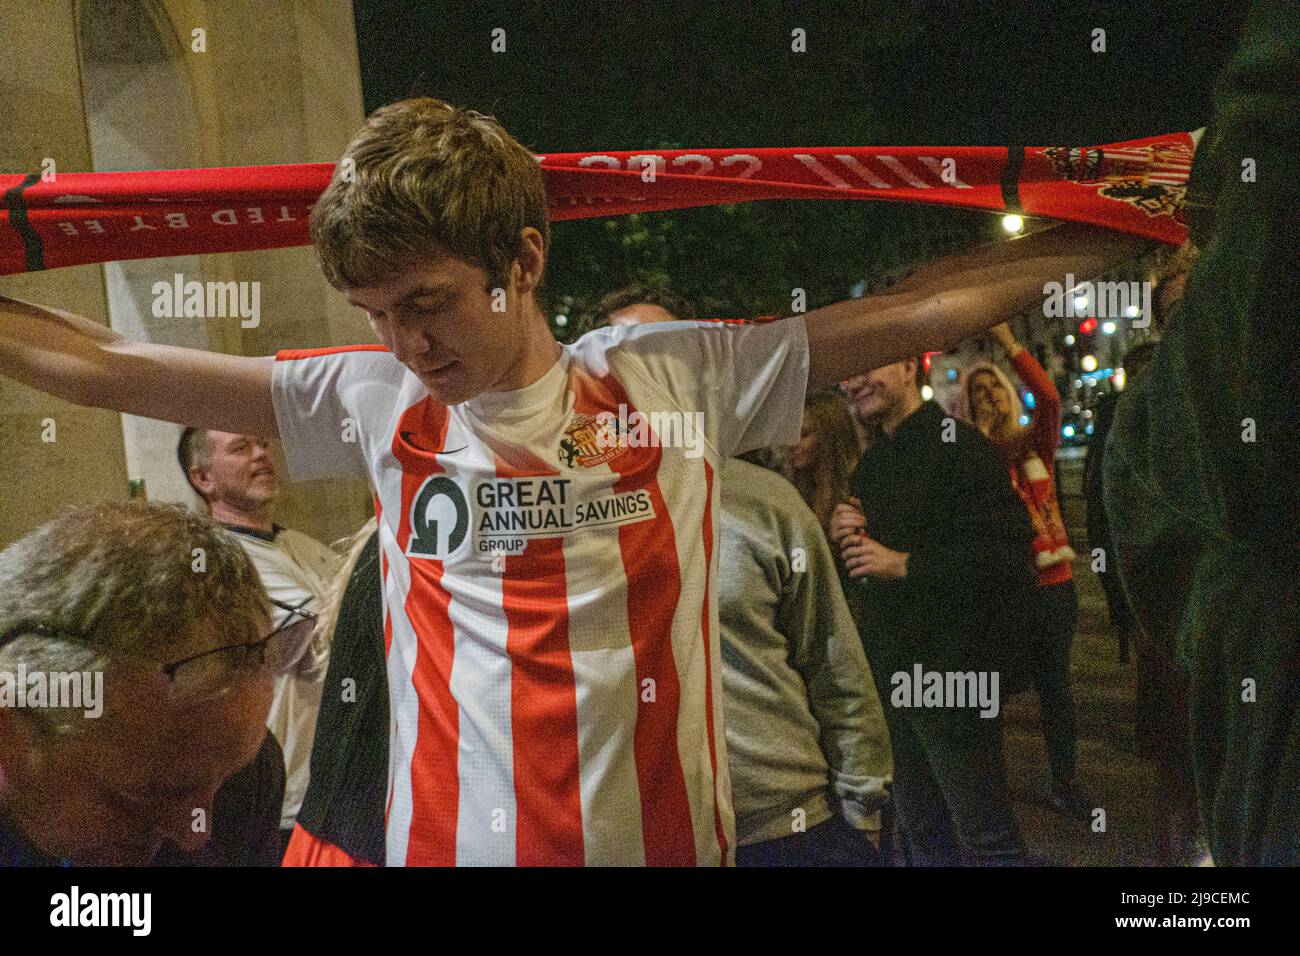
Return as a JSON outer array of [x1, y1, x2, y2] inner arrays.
[[832, 357, 1037, 865], [282, 523, 388, 867]]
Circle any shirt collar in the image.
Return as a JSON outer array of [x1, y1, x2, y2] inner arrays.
[[221, 522, 281, 543], [461, 348, 571, 423], [874, 399, 940, 446]]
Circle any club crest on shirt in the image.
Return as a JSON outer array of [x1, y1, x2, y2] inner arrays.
[[407, 475, 471, 559], [558, 412, 627, 469]]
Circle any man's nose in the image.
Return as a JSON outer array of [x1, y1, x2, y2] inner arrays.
[[390, 322, 432, 364]]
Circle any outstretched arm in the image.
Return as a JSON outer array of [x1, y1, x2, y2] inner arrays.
[[0, 294, 276, 436], [802, 221, 1148, 390], [991, 321, 1061, 461]]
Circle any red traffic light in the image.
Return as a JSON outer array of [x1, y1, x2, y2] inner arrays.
[[1078, 317, 1098, 335]]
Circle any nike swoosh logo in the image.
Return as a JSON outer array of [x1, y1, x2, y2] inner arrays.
[[398, 430, 467, 454]]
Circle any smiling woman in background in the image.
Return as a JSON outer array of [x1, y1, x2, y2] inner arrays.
[[955, 323, 1088, 822]]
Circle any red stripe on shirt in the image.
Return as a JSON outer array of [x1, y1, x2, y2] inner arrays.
[[697, 459, 729, 864], [275, 344, 389, 361], [495, 452, 585, 864], [391, 397, 460, 866], [375, 492, 393, 659], [570, 367, 697, 866]]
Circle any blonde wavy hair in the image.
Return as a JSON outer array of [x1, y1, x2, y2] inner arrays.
[[953, 360, 1026, 438]]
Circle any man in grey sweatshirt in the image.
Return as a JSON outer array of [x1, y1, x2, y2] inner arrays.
[[718, 456, 893, 864], [594, 288, 893, 866]]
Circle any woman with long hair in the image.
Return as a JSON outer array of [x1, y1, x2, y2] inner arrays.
[[954, 323, 1088, 821], [785, 391, 863, 541], [785, 391, 871, 637]]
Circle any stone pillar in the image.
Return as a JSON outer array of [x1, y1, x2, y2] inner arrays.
[[0, 2, 130, 548], [1, 0, 373, 548]]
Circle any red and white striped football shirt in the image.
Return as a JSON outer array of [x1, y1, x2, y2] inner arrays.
[[272, 318, 809, 865]]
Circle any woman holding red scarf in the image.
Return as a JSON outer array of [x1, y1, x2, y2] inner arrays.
[[955, 323, 1089, 821]]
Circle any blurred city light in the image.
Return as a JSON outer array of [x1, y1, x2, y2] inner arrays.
[[1001, 214, 1024, 233], [1081, 354, 1098, 372]]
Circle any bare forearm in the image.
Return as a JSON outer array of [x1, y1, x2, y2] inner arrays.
[[0, 294, 123, 404], [0, 294, 278, 434], [804, 222, 1149, 389]]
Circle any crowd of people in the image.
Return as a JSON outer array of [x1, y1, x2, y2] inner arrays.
[[0, 0, 1294, 868], [0, 250, 1222, 869]]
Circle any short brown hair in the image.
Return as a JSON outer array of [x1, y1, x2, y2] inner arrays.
[[587, 285, 699, 327], [0, 502, 268, 665], [310, 98, 551, 294]]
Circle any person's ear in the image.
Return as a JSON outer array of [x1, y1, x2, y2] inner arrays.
[[188, 464, 215, 499], [513, 227, 546, 297]]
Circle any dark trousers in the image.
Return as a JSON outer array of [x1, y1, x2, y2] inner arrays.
[[870, 657, 1024, 866], [1033, 580, 1080, 783], [735, 813, 879, 867]]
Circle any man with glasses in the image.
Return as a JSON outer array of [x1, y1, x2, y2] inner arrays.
[[0, 502, 312, 866], [178, 427, 343, 850]]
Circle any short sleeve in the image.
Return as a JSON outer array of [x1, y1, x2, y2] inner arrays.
[[596, 317, 809, 459], [271, 346, 400, 482]]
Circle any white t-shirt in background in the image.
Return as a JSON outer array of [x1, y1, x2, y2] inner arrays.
[[225, 525, 340, 831]]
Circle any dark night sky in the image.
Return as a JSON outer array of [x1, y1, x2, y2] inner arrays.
[[353, 0, 1246, 150], [349, 0, 1250, 319]]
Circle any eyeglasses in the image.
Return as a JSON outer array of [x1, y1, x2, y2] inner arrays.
[[0, 597, 318, 703]]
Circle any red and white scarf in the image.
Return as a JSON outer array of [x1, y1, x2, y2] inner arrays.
[[0, 132, 1193, 276]]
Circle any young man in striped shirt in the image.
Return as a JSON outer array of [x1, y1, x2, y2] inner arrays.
[[0, 98, 1145, 865]]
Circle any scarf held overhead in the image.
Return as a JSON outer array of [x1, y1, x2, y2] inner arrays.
[[0, 132, 1193, 276]]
